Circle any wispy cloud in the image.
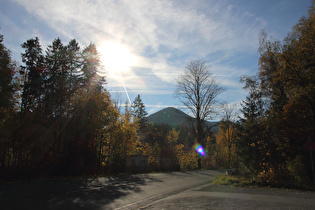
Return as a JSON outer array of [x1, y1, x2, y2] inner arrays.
[[13, 0, 265, 67], [1, 0, 309, 119], [9, 0, 269, 112]]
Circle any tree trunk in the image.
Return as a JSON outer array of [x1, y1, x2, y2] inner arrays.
[[197, 157, 201, 169]]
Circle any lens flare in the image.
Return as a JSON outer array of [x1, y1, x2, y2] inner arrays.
[[195, 144, 206, 157], [118, 70, 132, 106]]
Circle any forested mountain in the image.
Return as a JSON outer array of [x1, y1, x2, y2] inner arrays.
[[147, 107, 190, 126], [147, 107, 219, 133]]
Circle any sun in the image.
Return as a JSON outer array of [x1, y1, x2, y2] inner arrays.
[[97, 41, 137, 78]]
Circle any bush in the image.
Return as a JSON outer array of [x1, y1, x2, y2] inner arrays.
[[178, 150, 198, 171], [286, 155, 308, 184]]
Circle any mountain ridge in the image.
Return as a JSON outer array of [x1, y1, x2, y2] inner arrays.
[[147, 107, 219, 133]]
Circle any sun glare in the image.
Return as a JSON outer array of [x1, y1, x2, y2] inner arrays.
[[97, 41, 137, 78]]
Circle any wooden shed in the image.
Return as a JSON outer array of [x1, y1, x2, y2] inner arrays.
[[126, 155, 149, 173]]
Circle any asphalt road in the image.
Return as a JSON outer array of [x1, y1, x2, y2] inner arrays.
[[1, 170, 315, 209]]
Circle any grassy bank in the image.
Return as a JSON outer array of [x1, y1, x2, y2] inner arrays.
[[212, 174, 258, 187], [212, 173, 315, 191]]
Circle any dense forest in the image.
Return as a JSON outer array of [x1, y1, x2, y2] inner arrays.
[[0, 34, 205, 180], [217, 2, 315, 186], [0, 2, 314, 186]]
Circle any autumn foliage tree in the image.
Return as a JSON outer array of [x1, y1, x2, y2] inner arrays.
[[176, 59, 224, 169], [238, 1, 315, 185], [215, 104, 238, 167], [216, 122, 237, 168], [171, 129, 198, 171], [0, 36, 143, 179]]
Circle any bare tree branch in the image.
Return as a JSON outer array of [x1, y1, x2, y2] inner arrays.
[[175, 59, 225, 143], [175, 59, 225, 169]]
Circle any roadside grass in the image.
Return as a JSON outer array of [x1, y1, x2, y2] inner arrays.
[[212, 173, 315, 191], [212, 174, 256, 188]]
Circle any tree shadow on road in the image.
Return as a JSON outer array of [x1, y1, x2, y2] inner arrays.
[[0, 174, 162, 210]]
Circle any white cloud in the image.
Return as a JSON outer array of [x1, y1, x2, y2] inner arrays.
[[11, 0, 267, 107], [13, 0, 265, 55]]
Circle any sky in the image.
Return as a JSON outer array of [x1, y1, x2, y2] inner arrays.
[[0, 0, 312, 118]]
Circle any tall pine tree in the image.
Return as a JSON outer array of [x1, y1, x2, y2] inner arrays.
[[21, 37, 45, 112], [132, 94, 148, 128]]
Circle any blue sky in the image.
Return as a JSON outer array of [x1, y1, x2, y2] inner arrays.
[[0, 0, 311, 118]]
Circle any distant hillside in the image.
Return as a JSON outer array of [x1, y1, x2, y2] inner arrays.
[[147, 107, 219, 133], [147, 107, 192, 127]]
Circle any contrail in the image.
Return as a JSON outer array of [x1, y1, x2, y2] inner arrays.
[[118, 71, 132, 106]]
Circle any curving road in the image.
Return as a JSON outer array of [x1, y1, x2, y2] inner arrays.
[[1, 170, 315, 209]]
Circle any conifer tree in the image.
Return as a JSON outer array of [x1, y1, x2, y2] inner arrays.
[[0, 34, 16, 113], [21, 37, 45, 112], [132, 94, 148, 127]]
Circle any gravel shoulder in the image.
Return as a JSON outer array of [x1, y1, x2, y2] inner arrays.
[[141, 183, 315, 209]]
